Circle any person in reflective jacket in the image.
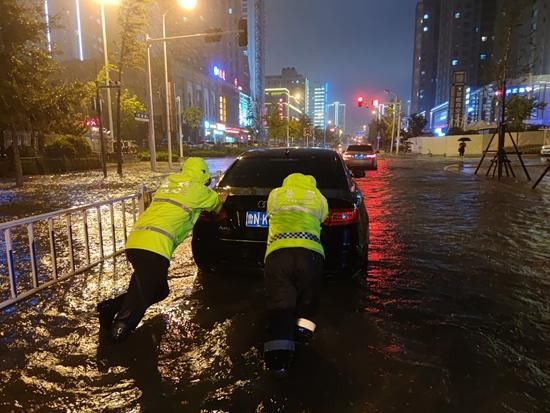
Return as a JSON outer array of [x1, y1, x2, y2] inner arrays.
[[97, 157, 222, 341], [263, 173, 329, 376]]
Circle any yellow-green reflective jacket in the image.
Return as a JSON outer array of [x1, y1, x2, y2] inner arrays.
[[265, 173, 329, 260], [126, 158, 221, 260]]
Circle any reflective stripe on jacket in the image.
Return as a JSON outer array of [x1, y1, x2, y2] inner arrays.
[[265, 173, 328, 260], [125, 157, 221, 260]]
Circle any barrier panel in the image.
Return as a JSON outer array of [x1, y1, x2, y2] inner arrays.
[[0, 185, 153, 310]]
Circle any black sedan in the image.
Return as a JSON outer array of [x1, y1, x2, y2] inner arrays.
[[192, 148, 369, 276]]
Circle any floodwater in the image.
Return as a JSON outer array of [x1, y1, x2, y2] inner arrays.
[[0, 156, 549, 412]]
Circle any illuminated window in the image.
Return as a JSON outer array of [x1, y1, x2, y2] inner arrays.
[[481, 36, 488, 42], [452, 59, 459, 66], [219, 96, 227, 122], [480, 53, 487, 60], [424, 14, 429, 19], [455, 12, 461, 19], [423, 26, 429, 32]]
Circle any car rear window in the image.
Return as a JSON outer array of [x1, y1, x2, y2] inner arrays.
[[346, 145, 374, 153], [219, 156, 348, 189]]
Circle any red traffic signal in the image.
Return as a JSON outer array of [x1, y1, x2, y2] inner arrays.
[[357, 96, 365, 107]]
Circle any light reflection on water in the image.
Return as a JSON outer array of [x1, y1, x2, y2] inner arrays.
[[0, 156, 549, 412]]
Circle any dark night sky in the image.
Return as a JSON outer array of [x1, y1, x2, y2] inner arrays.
[[265, 0, 419, 134]]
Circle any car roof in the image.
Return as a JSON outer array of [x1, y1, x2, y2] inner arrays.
[[239, 147, 338, 159]]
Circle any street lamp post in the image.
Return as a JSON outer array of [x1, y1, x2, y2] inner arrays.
[[162, 0, 198, 170], [162, 11, 173, 169], [145, 37, 157, 172], [99, 1, 116, 157]]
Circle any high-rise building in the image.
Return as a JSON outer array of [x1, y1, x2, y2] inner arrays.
[[434, 0, 498, 105], [242, 0, 266, 137], [327, 102, 346, 133], [411, 0, 499, 110], [44, 0, 105, 61], [410, 0, 440, 115], [264, 88, 303, 120], [307, 81, 328, 129], [265, 67, 307, 112]]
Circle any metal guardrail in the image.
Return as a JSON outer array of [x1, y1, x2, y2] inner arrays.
[[0, 185, 153, 310]]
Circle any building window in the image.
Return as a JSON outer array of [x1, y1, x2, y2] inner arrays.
[[480, 53, 487, 60], [423, 26, 429, 32], [424, 13, 429, 19], [228, 7, 233, 14], [454, 12, 461, 19], [451, 59, 459, 66], [481, 35, 488, 42], [219, 96, 227, 123]]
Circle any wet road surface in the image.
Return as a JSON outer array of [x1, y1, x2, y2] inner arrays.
[[1, 156, 549, 412]]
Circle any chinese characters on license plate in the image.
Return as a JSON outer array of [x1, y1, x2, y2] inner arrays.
[[245, 211, 268, 228]]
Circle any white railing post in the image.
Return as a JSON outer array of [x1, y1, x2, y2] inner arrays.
[[4, 229, 17, 299], [109, 202, 116, 254], [96, 207, 104, 260], [48, 218, 58, 280], [121, 202, 128, 243], [82, 210, 90, 265], [27, 224, 39, 289], [66, 214, 75, 273]]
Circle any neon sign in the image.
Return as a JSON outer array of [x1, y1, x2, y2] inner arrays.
[[213, 66, 226, 81]]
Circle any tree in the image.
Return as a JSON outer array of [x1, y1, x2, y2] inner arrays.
[[408, 113, 427, 137], [288, 119, 302, 142], [114, 0, 151, 173], [181, 106, 203, 142], [506, 95, 547, 132], [506, 95, 547, 145], [368, 119, 379, 140], [0, 1, 59, 186], [265, 110, 288, 144], [119, 89, 146, 141]]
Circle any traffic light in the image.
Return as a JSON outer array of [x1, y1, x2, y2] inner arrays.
[[238, 18, 248, 47], [357, 96, 364, 107], [372, 99, 379, 108]]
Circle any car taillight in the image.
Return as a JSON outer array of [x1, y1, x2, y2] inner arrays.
[[199, 209, 227, 222], [343, 153, 352, 159], [366, 154, 376, 158], [324, 208, 358, 226]]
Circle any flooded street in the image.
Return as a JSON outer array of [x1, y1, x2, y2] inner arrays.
[[1, 156, 549, 412]]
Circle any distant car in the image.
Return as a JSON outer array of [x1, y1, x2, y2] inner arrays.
[[541, 145, 550, 157], [192, 148, 369, 276], [342, 144, 378, 177]]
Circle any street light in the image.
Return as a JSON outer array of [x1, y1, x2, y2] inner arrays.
[[98, 0, 119, 158], [163, 0, 198, 169], [177, 0, 197, 9]]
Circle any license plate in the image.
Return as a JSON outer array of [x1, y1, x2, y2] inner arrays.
[[245, 211, 268, 228], [354, 154, 364, 159]]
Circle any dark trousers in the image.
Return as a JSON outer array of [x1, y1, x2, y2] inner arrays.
[[113, 249, 171, 330], [264, 248, 324, 351]]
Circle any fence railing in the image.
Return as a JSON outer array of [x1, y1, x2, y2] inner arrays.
[[0, 185, 152, 310]]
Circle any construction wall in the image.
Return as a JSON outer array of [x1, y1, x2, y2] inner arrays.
[[408, 131, 549, 156]]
